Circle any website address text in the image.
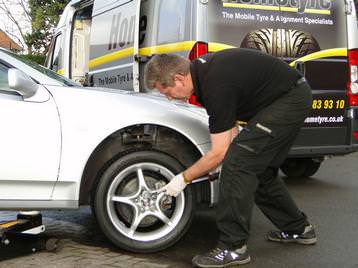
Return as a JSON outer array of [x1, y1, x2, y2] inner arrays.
[[304, 115, 344, 125]]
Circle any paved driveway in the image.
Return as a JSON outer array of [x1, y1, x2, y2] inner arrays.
[[1, 152, 358, 268]]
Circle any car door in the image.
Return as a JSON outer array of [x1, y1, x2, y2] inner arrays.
[[0, 62, 61, 201]]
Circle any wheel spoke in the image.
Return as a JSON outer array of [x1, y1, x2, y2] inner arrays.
[[136, 167, 150, 191], [128, 211, 147, 237], [111, 194, 136, 208], [152, 208, 173, 227]]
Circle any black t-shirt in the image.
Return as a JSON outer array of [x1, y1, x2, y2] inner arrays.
[[190, 48, 302, 133]]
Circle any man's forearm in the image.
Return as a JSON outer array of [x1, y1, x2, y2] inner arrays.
[[183, 150, 224, 182], [182, 126, 237, 183]]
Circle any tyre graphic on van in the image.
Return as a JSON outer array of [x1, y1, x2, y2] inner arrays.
[[240, 29, 320, 58]]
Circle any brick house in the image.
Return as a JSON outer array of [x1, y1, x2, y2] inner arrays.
[[0, 29, 22, 52]]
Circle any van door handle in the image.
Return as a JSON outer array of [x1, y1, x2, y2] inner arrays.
[[134, 54, 154, 63]]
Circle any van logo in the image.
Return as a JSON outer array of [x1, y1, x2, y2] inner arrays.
[[108, 13, 135, 50], [108, 13, 147, 51], [222, 0, 332, 16]]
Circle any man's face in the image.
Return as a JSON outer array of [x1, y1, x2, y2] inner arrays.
[[155, 74, 193, 101]]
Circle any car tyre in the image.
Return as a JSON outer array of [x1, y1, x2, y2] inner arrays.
[[93, 150, 195, 253]]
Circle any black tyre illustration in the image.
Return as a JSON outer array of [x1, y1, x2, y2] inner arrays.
[[280, 158, 321, 178], [240, 29, 320, 58], [93, 150, 195, 253]]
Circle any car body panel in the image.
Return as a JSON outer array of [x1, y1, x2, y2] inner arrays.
[[0, 86, 61, 200], [0, 48, 210, 209], [50, 86, 210, 199]]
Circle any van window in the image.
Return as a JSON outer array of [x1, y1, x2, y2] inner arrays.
[[157, 0, 188, 44], [71, 5, 93, 84], [50, 34, 63, 73]]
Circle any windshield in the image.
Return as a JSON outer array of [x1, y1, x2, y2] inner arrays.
[[2, 49, 80, 87]]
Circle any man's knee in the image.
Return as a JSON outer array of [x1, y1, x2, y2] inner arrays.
[[258, 167, 279, 182]]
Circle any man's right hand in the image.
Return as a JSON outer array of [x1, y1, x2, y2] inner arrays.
[[160, 173, 187, 197]]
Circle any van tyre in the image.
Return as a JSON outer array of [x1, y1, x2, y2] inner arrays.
[[93, 150, 195, 253], [280, 158, 321, 178], [240, 29, 320, 58]]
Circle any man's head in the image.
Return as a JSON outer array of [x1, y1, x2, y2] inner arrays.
[[144, 54, 194, 101]]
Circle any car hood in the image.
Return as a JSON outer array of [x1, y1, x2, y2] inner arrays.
[[81, 86, 209, 120], [47, 85, 210, 140]]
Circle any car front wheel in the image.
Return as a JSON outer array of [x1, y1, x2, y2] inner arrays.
[[93, 150, 195, 253]]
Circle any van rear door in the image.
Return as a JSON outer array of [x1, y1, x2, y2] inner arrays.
[[206, 0, 354, 155], [89, 0, 140, 91], [275, 1, 350, 152]]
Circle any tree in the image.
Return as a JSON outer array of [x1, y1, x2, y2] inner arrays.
[[25, 0, 69, 55], [0, 0, 69, 55]]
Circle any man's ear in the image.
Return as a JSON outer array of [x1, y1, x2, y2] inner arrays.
[[174, 73, 185, 82]]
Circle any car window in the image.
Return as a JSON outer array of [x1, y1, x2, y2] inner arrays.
[[0, 63, 11, 92], [1, 50, 79, 87]]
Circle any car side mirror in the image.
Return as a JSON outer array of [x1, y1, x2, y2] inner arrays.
[[8, 68, 39, 98]]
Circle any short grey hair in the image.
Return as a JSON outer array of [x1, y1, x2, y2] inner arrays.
[[144, 54, 190, 89]]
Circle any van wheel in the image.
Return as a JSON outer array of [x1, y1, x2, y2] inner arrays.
[[280, 158, 321, 178], [240, 29, 320, 58], [93, 150, 194, 253]]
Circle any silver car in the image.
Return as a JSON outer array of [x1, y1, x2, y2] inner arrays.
[[0, 48, 212, 252]]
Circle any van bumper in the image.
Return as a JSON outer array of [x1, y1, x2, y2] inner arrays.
[[288, 144, 358, 157]]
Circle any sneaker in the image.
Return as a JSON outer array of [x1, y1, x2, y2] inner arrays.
[[192, 245, 251, 267], [268, 224, 317, 245]]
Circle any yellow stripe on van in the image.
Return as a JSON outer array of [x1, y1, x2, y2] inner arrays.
[[289, 48, 347, 67], [223, 3, 331, 15], [139, 41, 196, 56], [223, 3, 280, 11], [88, 41, 235, 70], [88, 41, 346, 71], [89, 47, 134, 69], [280, 7, 331, 15], [57, 68, 64, 75], [209, 43, 236, 52], [89, 41, 196, 69]]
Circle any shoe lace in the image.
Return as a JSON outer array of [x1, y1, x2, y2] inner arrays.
[[280, 231, 290, 239], [209, 248, 228, 260]]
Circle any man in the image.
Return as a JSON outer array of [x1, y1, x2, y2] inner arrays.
[[144, 48, 316, 267]]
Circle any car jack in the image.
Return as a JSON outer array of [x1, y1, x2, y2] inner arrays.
[[0, 211, 45, 246]]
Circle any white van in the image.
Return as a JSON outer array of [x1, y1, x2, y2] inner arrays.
[[46, 0, 358, 178]]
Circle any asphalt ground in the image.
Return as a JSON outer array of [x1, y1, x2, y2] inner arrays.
[[1, 152, 358, 267]]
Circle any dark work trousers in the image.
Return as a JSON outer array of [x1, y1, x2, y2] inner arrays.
[[216, 81, 312, 249]]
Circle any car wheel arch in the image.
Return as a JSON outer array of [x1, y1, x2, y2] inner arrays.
[[79, 124, 204, 206]]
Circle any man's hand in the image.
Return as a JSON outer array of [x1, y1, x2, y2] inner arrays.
[[161, 173, 187, 197]]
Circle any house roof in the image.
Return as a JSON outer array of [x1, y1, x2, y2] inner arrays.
[[0, 29, 23, 51]]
